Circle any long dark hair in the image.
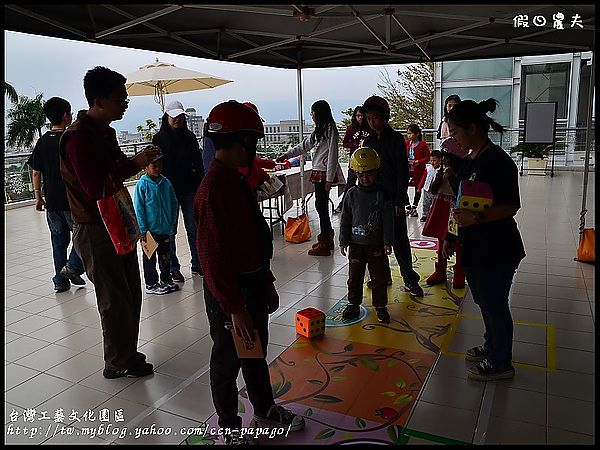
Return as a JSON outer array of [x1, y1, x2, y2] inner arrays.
[[350, 105, 364, 130], [446, 98, 505, 134], [311, 100, 336, 142], [437, 94, 461, 139], [442, 94, 461, 119]]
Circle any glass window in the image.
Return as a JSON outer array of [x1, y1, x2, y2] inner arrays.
[[520, 62, 570, 120], [442, 58, 512, 81], [442, 85, 512, 127]]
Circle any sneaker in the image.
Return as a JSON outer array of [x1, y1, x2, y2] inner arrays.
[[162, 281, 180, 293], [171, 270, 185, 282], [191, 266, 203, 276], [135, 351, 147, 363], [342, 303, 361, 321], [376, 307, 390, 323], [60, 266, 86, 285], [465, 345, 488, 362], [420, 216, 427, 223], [467, 358, 515, 381], [406, 282, 424, 297], [145, 283, 169, 295], [54, 282, 70, 293], [366, 279, 393, 289], [333, 205, 343, 214], [103, 361, 154, 379], [223, 428, 250, 445], [409, 208, 419, 217], [254, 405, 305, 432]]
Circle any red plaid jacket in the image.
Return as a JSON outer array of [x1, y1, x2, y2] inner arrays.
[[194, 159, 274, 315]]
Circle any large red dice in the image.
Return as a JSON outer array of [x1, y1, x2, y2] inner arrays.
[[295, 307, 325, 338]]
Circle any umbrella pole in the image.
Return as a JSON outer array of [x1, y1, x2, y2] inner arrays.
[[579, 52, 595, 239], [297, 66, 305, 214]]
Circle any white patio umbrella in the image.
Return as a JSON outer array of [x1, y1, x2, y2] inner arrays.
[[125, 58, 232, 112]]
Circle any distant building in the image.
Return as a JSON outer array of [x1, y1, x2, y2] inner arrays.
[[185, 108, 205, 139], [263, 119, 314, 146], [117, 131, 145, 145]]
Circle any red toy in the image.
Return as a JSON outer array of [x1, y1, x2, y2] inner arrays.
[[295, 307, 325, 338]]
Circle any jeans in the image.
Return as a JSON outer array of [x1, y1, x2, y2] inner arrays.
[[170, 192, 200, 272], [204, 270, 275, 428], [421, 190, 435, 220], [142, 233, 171, 286], [463, 263, 519, 369], [46, 210, 84, 288], [348, 244, 390, 308], [73, 223, 142, 371], [314, 181, 333, 237]]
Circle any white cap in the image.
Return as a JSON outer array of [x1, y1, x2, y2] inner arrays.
[[165, 100, 187, 118]]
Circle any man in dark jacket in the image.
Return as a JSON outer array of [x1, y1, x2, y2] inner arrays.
[[152, 100, 204, 282], [60, 66, 160, 378], [362, 96, 423, 297]]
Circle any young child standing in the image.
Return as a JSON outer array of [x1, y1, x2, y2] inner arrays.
[[405, 124, 431, 218], [417, 150, 442, 223], [340, 147, 394, 323], [422, 148, 466, 289], [134, 152, 180, 295]]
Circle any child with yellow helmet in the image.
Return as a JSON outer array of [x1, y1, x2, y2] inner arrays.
[[339, 147, 394, 323]]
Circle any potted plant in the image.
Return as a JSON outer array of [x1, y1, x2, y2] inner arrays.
[[509, 142, 553, 175]]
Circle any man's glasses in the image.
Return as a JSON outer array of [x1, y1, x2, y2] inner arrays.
[[105, 97, 130, 108]]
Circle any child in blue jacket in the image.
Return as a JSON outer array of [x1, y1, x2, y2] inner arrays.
[[134, 152, 180, 295]]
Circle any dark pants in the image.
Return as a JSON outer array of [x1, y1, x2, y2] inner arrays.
[[46, 210, 84, 288], [348, 244, 390, 308], [73, 223, 142, 371], [170, 192, 200, 272], [314, 181, 333, 236], [142, 233, 171, 286], [385, 212, 420, 285], [337, 168, 357, 208], [463, 264, 519, 369], [410, 189, 422, 208], [204, 271, 275, 429]]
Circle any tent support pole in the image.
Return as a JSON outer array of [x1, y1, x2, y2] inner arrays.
[[579, 52, 595, 238], [297, 65, 306, 213]]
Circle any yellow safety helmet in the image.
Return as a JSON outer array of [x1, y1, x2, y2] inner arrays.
[[349, 147, 380, 173]]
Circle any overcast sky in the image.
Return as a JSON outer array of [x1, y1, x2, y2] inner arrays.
[[5, 31, 410, 133]]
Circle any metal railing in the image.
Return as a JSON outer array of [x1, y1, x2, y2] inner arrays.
[[4, 125, 594, 205]]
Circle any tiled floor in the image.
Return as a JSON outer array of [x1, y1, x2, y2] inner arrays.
[[4, 170, 595, 445]]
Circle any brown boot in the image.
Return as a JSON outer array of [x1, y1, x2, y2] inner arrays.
[[308, 240, 332, 256], [311, 234, 328, 249]]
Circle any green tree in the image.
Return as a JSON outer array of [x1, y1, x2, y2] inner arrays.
[[4, 82, 18, 103], [6, 93, 46, 150], [136, 118, 158, 142], [377, 62, 434, 131], [341, 107, 354, 127]]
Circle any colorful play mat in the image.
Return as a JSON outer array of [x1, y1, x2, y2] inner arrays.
[[184, 239, 469, 445]]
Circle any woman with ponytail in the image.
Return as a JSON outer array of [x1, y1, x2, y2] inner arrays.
[[443, 98, 525, 382]]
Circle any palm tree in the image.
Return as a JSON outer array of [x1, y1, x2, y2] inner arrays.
[[4, 82, 18, 103], [6, 93, 47, 150]]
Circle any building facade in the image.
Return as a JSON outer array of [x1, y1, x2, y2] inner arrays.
[[263, 119, 314, 146], [434, 52, 594, 166]]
